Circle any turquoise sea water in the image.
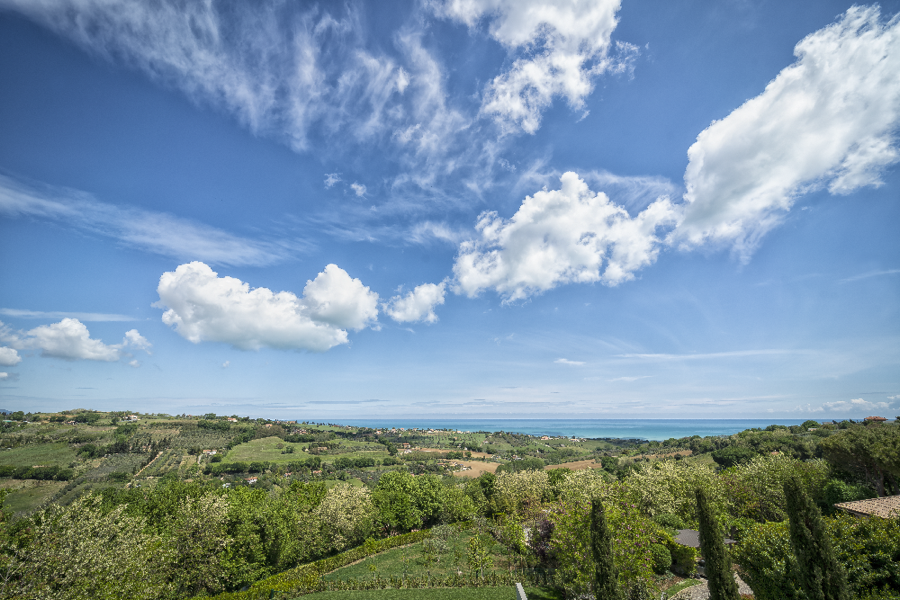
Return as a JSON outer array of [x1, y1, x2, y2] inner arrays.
[[311, 418, 824, 441]]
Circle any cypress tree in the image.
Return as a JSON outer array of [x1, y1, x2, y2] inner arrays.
[[591, 498, 622, 600], [695, 487, 740, 600], [783, 477, 850, 600]]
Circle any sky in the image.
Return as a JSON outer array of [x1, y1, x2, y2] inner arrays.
[[0, 0, 898, 421]]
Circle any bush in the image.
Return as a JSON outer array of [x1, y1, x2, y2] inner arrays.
[[649, 543, 672, 574], [653, 513, 686, 530]]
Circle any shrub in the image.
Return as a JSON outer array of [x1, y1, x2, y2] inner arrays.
[[649, 543, 672, 574], [653, 513, 686, 530]]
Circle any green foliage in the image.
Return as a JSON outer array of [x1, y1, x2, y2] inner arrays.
[[711, 445, 757, 467], [784, 477, 850, 600], [1, 494, 169, 599], [649, 543, 671, 574], [668, 542, 698, 577], [590, 499, 622, 600], [733, 514, 900, 600], [467, 533, 494, 576], [495, 457, 545, 473], [373, 471, 443, 532], [653, 512, 686, 530], [820, 424, 900, 496], [695, 486, 740, 600]]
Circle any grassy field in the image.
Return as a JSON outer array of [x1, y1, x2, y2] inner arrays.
[[298, 587, 560, 600], [1, 479, 67, 515], [0, 442, 78, 467], [223, 436, 390, 465], [326, 530, 519, 583]]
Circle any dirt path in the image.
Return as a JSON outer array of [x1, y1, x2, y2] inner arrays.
[[132, 451, 163, 479]]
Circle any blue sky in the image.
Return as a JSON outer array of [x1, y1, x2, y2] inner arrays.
[[0, 0, 898, 420]]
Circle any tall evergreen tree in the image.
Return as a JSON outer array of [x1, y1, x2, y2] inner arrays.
[[695, 487, 740, 600], [783, 477, 850, 600], [591, 498, 622, 600]]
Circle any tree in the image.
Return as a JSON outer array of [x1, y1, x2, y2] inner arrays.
[[591, 498, 622, 600], [783, 477, 849, 600], [820, 425, 899, 496], [695, 487, 740, 600]]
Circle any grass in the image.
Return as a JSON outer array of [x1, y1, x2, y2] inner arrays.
[[0, 442, 78, 467], [297, 586, 561, 599], [664, 578, 702, 595], [224, 437, 390, 465], [1, 480, 67, 515], [326, 531, 517, 583]]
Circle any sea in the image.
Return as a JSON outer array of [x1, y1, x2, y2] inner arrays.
[[312, 418, 822, 441]]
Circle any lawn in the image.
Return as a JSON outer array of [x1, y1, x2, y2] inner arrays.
[[1, 480, 67, 515], [0, 442, 78, 467], [297, 587, 561, 600], [326, 530, 519, 583]]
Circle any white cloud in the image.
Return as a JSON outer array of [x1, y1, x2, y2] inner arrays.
[[821, 397, 896, 413], [223, 361, 230, 369], [0, 1, 416, 152], [0, 347, 21, 366], [0, 318, 149, 362], [0, 175, 298, 267], [452, 172, 678, 300], [839, 269, 900, 284], [676, 6, 900, 260], [384, 282, 446, 324], [128, 359, 141, 368], [301, 264, 380, 331], [350, 183, 367, 197], [155, 262, 379, 352], [0, 308, 135, 322], [436, 0, 630, 134], [409, 221, 468, 246], [124, 330, 152, 353], [324, 173, 342, 188], [554, 358, 584, 366]]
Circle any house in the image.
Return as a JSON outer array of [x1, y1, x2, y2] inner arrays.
[[540, 436, 550, 440], [226, 418, 238, 423], [202, 449, 217, 455], [264, 423, 273, 428], [245, 477, 258, 484], [400, 443, 411, 449], [835, 495, 900, 518], [864, 416, 888, 423]]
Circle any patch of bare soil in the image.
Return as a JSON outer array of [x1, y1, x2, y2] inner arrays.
[[447, 460, 500, 478]]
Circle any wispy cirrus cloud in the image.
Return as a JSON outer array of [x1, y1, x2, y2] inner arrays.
[[838, 269, 900, 284], [0, 308, 136, 322], [616, 349, 809, 361], [554, 358, 585, 366], [0, 174, 303, 266]]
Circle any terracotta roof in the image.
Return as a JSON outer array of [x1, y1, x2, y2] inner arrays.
[[674, 529, 735, 548], [864, 416, 887, 422], [835, 495, 900, 518]]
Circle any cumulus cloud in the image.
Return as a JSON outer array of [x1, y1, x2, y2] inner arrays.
[[384, 282, 446, 324], [155, 262, 379, 352], [676, 6, 900, 260], [0, 347, 21, 366], [0, 319, 150, 362], [452, 172, 677, 300], [0, 175, 299, 267], [436, 0, 632, 134], [350, 183, 367, 197]]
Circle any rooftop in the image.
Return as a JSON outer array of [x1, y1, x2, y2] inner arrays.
[[835, 495, 900, 519], [675, 529, 735, 548]]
